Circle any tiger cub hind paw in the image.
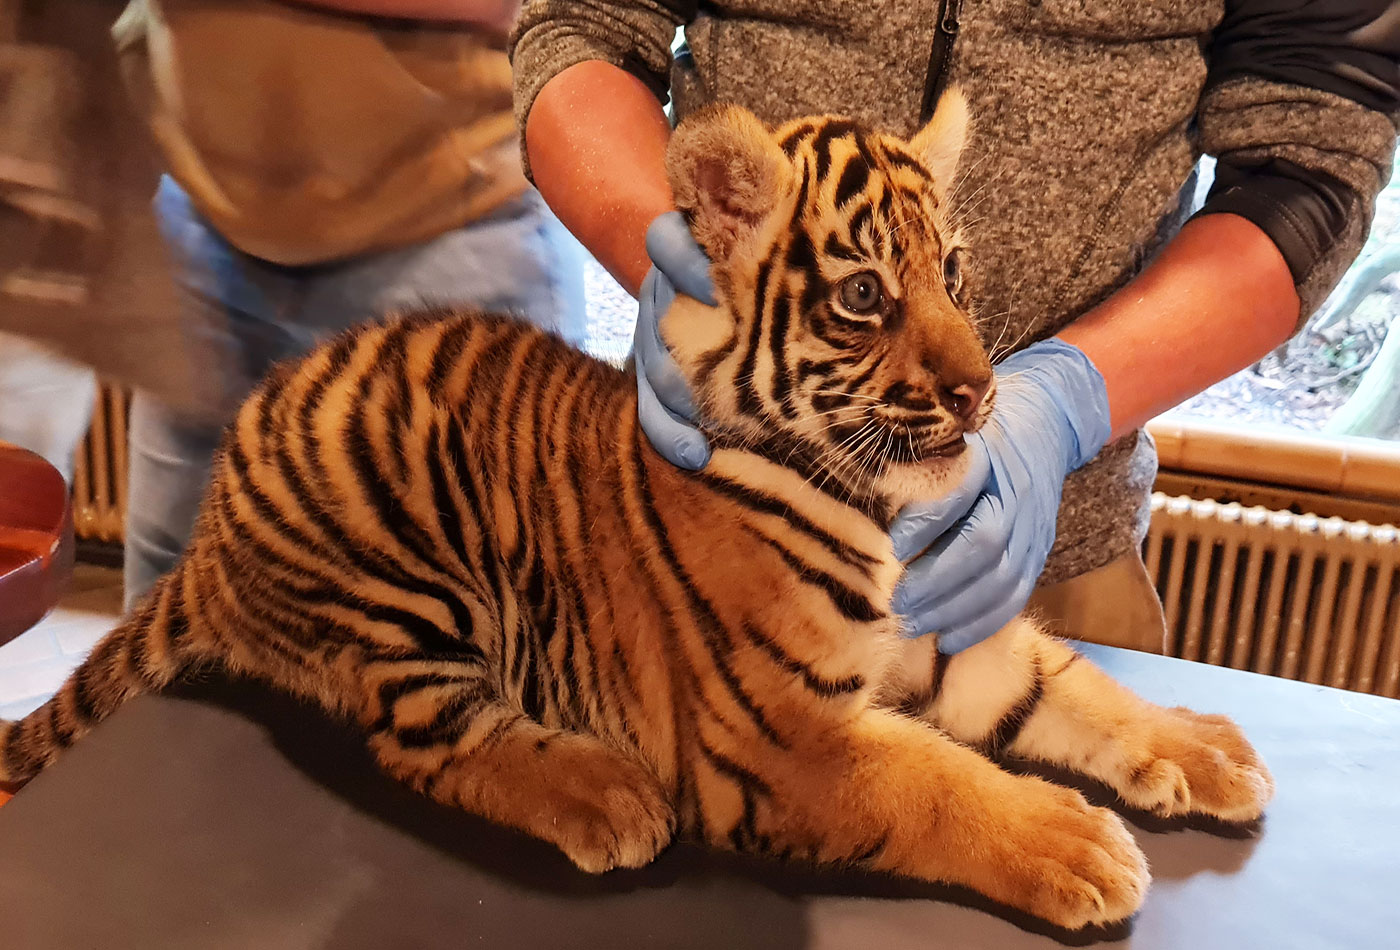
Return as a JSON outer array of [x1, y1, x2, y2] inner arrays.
[[1117, 707, 1274, 824], [555, 780, 677, 874], [536, 737, 677, 874]]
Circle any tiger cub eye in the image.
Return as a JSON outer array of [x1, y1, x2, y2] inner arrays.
[[839, 271, 884, 315], [943, 248, 965, 305]]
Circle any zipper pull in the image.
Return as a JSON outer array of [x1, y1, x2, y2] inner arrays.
[[941, 0, 963, 33]]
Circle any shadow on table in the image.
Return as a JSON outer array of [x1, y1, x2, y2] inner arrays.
[[175, 676, 1260, 948], [1005, 757, 1265, 842]]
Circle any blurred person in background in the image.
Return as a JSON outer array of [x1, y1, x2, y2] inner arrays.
[[0, 1, 118, 484], [112, 0, 584, 609]]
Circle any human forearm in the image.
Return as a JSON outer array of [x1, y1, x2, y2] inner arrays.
[[525, 61, 675, 296], [1197, 0, 1398, 319], [288, 0, 517, 27], [1057, 213, 1299, 441]]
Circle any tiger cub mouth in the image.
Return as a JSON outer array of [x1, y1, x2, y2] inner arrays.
[[867, 405, 979, 463]]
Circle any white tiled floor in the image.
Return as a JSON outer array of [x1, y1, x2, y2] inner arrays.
[[0, 563, 123, 721]]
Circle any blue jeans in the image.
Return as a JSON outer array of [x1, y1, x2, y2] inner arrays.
[[125, 177, 586, 610]]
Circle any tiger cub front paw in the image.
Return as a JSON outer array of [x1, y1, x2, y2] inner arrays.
[[1115, 707, 1274, 823], [975, 776, 1151, 930]]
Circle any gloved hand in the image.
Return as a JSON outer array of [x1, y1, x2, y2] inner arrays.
[[635, 212, 716, 470], [890, 339, 1112, 654]]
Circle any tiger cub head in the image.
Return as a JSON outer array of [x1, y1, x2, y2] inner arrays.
[[662, 93, 992, 507]]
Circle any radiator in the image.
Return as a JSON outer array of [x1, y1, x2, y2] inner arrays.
[[69, 386, 1400, 698], [70, 384, 128, 544], [1146, 495, 1400, 699]]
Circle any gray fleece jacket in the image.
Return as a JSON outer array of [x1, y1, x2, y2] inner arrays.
[[511, 0, 1400, 586]]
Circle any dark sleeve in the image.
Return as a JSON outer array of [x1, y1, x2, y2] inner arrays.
[[508, 1, 695, 178], [1194, 0, 1400, 320]]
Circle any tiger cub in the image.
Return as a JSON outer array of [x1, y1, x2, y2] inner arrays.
[[0, 94, 1271, 931]]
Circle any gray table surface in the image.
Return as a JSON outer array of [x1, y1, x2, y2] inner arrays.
[[0, 644, 1396, 949]]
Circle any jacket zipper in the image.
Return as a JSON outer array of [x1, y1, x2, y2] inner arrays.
[[919, 0, 964, 122]]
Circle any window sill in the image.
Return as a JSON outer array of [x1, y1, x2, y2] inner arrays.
[[1147, 417, 1400, 506]]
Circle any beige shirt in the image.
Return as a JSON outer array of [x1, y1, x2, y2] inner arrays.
[[116, 0, 527, 265]]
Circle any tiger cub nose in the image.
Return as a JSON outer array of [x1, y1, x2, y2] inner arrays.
[[938, 379, 990, 423]]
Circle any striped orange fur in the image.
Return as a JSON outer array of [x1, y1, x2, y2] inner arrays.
[[0, 95, 1271, 931]]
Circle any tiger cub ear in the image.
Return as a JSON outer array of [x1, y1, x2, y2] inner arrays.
[[908, 86, 969, 197], [666, 105, 789, 263]]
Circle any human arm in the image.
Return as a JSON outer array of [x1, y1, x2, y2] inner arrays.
[[524, 63, 713, 465], [525, 61, 675, 295], [510, 1, 718, 465], [511, 1, 692, 294], [1058, 212, 1298, 440]]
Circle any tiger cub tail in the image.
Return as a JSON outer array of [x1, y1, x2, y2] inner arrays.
[[0, 569, 208, 784]]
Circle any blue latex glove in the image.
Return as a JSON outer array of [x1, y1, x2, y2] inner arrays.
[[890, 339, 1112, 654], [635, 212, 716, 470]]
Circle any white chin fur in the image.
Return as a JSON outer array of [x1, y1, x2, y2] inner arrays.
[[875, 450, 974, 509]]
